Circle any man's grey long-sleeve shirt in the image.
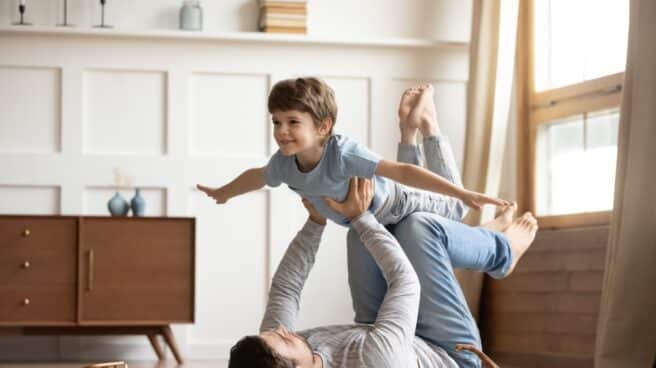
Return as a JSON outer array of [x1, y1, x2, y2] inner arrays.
[[260, 212, 458, 368]]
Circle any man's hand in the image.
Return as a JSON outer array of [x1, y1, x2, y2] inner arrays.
[[196, 184, 230, 204], [460, 189, 510, 211], [302, 198, 326, 225], [323, 177, 374, 221]]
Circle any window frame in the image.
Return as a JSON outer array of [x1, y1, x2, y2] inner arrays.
[[517, 0, 624, 229]]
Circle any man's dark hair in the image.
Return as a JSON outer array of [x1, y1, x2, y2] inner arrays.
[[228, 335, 295, 368]]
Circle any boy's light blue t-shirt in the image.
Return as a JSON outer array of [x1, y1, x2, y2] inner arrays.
[[265, 135, 390, 226]]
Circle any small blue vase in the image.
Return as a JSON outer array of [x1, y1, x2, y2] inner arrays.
[[131, 188, 146, 217], [108, 192, 130, 216]]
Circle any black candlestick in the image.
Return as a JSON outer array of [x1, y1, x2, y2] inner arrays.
[[13, 4, 32, 26], [94, 0, 113, 28], [57, 0, 74, 27]]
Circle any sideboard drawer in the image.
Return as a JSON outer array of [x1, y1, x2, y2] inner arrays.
[[0, 217, 76, 252], [0, 252, 76, 286], [0, 217, 77, 287], [0, 287, 76, 323]]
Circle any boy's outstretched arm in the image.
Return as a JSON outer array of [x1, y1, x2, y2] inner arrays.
[[375, 159, 509, 210], [196, 166, 266, 204]]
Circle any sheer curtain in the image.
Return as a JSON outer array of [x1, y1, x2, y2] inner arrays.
[[460, 0, 519, 319], [594, 0, 656, 366]]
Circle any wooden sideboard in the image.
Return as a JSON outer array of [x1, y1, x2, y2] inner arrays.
[[0, 215, 195, 364]]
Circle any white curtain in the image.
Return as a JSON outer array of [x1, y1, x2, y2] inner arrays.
[[594, 0, 656, 366], [460, 0, 519, 319]]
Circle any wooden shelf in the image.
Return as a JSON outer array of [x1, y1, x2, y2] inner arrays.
[[0, 25, 469, 50]]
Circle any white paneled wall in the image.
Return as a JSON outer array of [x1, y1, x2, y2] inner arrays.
[[0, 23, 470, 362]]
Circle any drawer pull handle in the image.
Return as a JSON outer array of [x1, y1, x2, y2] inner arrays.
[[87, 250, 94, 292], [22, 261, 30, 269], [22, 229, 31, 237], [22, 298, 30, 306]]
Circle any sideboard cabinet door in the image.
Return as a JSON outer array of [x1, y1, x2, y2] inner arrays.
[[79, 218, 194, 324]]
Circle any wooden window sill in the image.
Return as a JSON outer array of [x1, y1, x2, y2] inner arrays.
[[537, 211, 611, 229]]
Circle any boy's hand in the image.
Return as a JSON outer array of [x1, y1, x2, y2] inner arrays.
[[324, 177, 374, 221], [302, 198, 326, 225], [196, 184, 230, 204], [460, 189, 510, 211]]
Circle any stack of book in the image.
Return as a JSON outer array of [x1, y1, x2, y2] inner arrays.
[[259, 0, 308, 34]]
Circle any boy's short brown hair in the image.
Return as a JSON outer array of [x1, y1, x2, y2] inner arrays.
[[268, 77, 338, 135]]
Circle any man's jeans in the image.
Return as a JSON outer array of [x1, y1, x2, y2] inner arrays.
[[347, 214, 512, 368]]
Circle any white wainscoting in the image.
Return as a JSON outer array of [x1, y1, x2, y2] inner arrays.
[[0, 28, 469, 361]]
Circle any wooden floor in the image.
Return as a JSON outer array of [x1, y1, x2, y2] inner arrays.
[[0, 362, 228, 368]]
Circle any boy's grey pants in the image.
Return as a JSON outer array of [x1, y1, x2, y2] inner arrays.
[[374, 136, 468, 226]]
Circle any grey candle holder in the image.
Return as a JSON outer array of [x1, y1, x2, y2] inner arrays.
[[13, 4, 32, 26], [57, 0, 74, 27], [94, 0, 113, 28]]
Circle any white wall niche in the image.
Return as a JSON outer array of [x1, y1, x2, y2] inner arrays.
[[0, 185, 60, 215], [321, 76, 371, 147], [0, 66, 61, 154], [83, 69, 167, 156], [189, 72, 269, 158]]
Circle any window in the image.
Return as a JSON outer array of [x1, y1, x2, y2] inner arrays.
[[533, 0, 629, 91], [536, 108, 619, 215], [519, 0, 629, 227]]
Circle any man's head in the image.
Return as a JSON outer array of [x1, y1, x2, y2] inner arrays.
[[229, 325, 316, 368], [268, 77, 338, 151]]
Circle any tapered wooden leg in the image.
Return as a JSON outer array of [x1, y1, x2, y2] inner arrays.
[[161, 325, 184, 364], [148, 334, 166, 360]]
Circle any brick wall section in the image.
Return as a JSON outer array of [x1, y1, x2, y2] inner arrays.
[[480, 226, 610, 368]]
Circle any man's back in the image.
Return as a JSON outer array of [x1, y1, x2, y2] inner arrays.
[[299, 324, 458, 368]]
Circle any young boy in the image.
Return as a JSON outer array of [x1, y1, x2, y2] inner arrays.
[[197, 77, 508, 227]]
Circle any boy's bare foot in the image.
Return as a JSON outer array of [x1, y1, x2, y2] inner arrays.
[[502, 212, 538, 276], [481, 201, 517, 232], [398, 87, 421, 144], [415, 84, 440, 137], [408, 84, 440, 137]]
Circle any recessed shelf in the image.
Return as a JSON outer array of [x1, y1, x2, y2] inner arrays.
[[0, 26, 469, 50]]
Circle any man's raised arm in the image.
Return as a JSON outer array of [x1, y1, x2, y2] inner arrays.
[[325, 178, 421, 367], [259, 209, 326, 333]]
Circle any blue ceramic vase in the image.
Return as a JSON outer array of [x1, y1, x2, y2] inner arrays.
[[108, 192, 130, 216], [131, 188, 146, 217]]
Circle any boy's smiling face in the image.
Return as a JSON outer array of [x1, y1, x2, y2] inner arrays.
[[272, 109, 328, 156]]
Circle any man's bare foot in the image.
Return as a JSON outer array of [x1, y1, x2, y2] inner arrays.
[[481, 202, 517, 232], [502, 212, 538, 276], [398, 87, 421, 144]]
